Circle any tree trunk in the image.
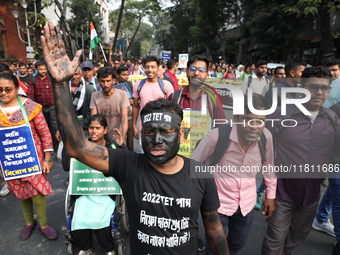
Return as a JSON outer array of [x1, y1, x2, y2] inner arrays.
[[124, 17, 142, 58], [319, 5, 334, 60], [112, 0, 125, 54], [54, 0, 77, 58]]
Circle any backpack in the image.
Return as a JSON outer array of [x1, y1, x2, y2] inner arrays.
[[247, 76, 269, 87], [137, 78, 167, 97], [274, 104, 338, 159], [208, 124, 267, 166]]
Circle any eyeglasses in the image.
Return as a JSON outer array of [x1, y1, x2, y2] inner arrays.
[[306, 84, 332, 93], [0, 87, 15, 94], [188, 66, 207, 73], [114, 62, 120, 65]]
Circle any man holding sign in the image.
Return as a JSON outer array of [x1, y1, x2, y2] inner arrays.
[[41, 23, 229, 255]]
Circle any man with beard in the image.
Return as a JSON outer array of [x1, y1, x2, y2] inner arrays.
[[27, 60, 59, 151], [17, 62, 33, 86], [240, 59, 269, 96], [90, 67, 129, 141], [132, 56, 174, 140], [81, 60, 101, 91], [70, 66, 95, 129], [40, 22, 229, 255], [168, 55, 225, 128]]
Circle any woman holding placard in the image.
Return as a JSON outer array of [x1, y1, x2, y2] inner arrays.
[[62, 114, 127, 255], [0, 73, 57, 240]]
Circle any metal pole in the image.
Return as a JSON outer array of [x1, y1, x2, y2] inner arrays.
[[24, 9, 31, 48], [81, 26, 84, 60]]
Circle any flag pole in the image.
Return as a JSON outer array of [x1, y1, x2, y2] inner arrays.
[[99, 43, 107, 62]]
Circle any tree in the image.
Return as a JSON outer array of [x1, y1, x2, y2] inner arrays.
[[54, 0, 77, 58], [283, 0, 340, 60], [67, 0, 103, 56], [122, 0, 160, 58], [109, 5, 154, 58], [112, 0, 125, 55], [233, 0, 305, 63]]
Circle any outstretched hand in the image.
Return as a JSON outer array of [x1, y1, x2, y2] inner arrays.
[[40, 22, 82, 83]]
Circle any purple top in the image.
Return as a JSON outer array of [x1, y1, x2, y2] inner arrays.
[[266, 106, 340, 206]]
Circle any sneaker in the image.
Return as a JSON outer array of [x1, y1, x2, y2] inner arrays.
[[254, 192, 264, 210], [78, 250, 93, 255], [20, 220, 37, 240], [198, 237, 205, 252], [0, 183, 9, 196], [37, 225, 58, 240], [106, 251, 115, 255], [312, 218, 335, 237]]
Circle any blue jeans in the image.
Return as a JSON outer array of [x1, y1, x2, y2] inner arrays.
[[257, 179, 266, 193], [205, 208, 254, 255], [329, 178, 340, 241], [315, 187, 332, 223]]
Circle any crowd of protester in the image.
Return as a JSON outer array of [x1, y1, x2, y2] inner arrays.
[[1, 30, 340, 255]]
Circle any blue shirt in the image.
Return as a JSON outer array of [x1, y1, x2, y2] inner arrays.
[[323, 77, 340, 108]]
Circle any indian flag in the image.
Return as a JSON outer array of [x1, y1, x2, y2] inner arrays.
[[89, 21, 100, 60]]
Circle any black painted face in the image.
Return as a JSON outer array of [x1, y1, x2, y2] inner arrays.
[[141, 123, 180, 164]]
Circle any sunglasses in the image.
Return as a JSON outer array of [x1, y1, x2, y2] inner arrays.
[[305, 84, 332, 93], [0, 87, 15, 94], [188, 66, 207, 73]]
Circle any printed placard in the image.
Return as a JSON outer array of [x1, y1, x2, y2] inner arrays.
[[0, 124, 41, 180], [70, 158, 122, 195], [161, 51, 171, 62], [178, 110, 211, 158]]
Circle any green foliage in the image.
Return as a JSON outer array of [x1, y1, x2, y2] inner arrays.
[[109, 0, 158, 58], [67, 0, 103, 49]]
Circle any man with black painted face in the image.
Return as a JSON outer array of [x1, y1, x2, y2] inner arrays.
[[41, 23, 229, 255]]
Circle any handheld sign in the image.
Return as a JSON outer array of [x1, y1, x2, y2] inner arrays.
[[0, 124, 42, 180]]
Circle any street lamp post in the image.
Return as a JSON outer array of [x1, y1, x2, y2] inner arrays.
[[11, 0, 38, 59]]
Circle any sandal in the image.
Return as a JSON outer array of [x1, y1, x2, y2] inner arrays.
[[37, 225, 58, 240], [20, 220, 37, 240]]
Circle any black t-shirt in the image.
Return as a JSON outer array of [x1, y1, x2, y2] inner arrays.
[[108, 149, 219, 255]]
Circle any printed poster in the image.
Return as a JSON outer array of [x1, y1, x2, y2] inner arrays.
[[0, 124, 41, 180], [70, 158, 122, 195], [178, 109, 211, 158], [161, 50, 171, 62], [178, 54, 189, 68]]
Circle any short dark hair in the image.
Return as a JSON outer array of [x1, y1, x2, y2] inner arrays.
[[35, 60, 46, 68], [144, 56, 161, 66], [187, 55, 209, 70], [166, 59, 177, 70], [0, 73, 19, 88], [244, 93, 269, 115], [301, 66, 332, 87], [117, 66, 129, 74], [96, 67, 117, 79], [244, 63, 252, 71], [141, 98, 183, 121], [0, 63, 10, 73], [18, 62, 27, 68], [324, 58, 339, 68], [284, 59, 307, 76], [274, 66, 285, 75], [255, 59, 267, 68]]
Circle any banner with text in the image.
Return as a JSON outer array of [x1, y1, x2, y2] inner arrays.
[[0, 124, 41, 180], [70, 158, 122, 195]]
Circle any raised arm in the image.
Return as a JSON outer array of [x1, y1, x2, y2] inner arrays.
[[41, 23, 109, 174]]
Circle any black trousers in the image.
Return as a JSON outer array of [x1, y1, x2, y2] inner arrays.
[[71, 226, 114, 252]]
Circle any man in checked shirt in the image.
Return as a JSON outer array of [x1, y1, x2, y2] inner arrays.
[[27, 60, 58, 151]]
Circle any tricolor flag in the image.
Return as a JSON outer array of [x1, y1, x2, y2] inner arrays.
[[89, 21, 100, 60]]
